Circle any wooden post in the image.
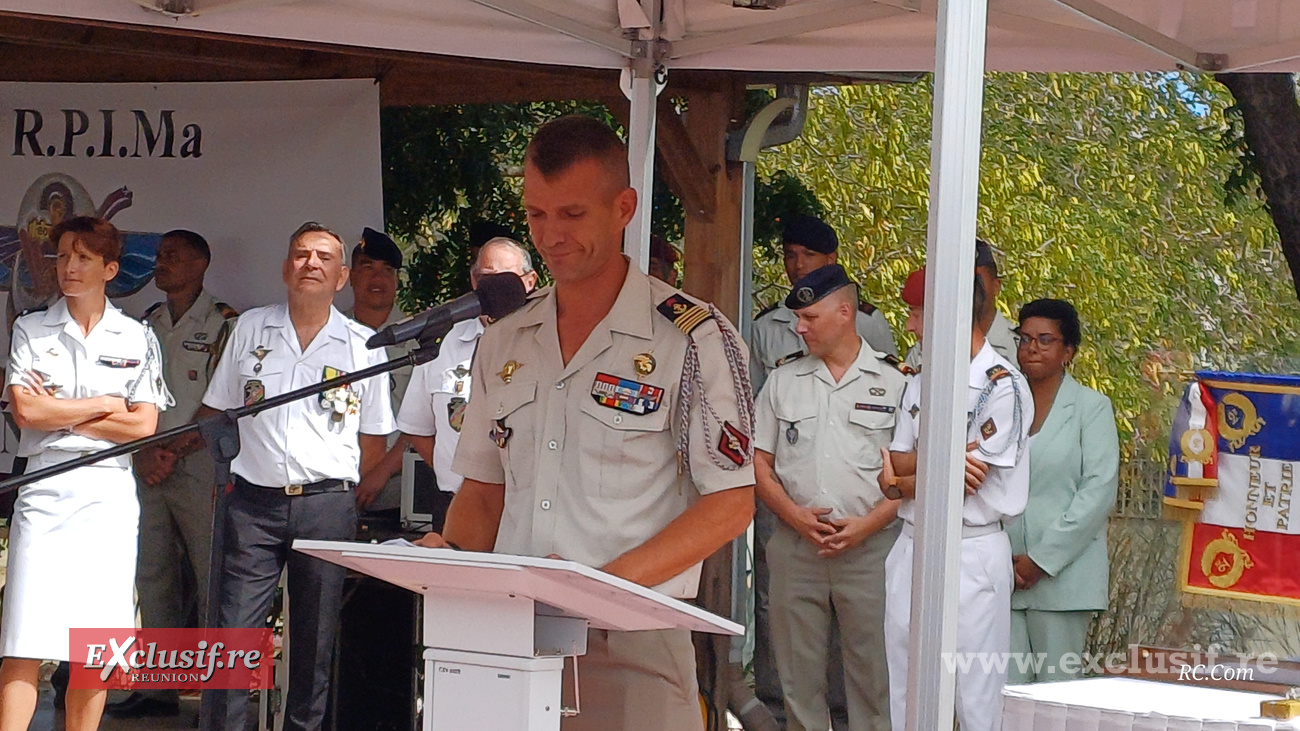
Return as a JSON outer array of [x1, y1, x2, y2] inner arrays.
[[678, 75, 746, 730]]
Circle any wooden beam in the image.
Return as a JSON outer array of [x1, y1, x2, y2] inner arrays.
[[0, 11, 619, 107], [654, 96, 717, 222]]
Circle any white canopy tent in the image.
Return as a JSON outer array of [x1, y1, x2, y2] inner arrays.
[[4, 2, 1297, 730]]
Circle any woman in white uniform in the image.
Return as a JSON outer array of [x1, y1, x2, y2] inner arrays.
[[0, 216, 169, 730]]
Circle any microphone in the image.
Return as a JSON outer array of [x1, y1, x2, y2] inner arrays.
[[366, 272, 528, 349]]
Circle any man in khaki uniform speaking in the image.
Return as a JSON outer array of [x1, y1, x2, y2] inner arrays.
[[416, 115, 756, 731], [754, 264, 906, 731]]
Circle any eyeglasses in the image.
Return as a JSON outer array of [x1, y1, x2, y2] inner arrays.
[[1014, 331, 1061, 349]]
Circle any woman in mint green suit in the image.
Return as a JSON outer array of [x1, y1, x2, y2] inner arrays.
[[1006, 299, 1119, 684]]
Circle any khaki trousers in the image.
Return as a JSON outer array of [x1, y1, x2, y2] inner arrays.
[[769, 520, 897, 731], [561, 628, 703, 731]]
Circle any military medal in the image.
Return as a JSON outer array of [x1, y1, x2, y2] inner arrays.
[[591, 372, 664, 415], [633, 352, 656, 376], [855, 403, 896, 414], [786, 425, 798, 444], [498, 360, 522, 383]]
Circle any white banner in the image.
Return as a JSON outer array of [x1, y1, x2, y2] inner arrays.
[[0, 79, 383, 332]]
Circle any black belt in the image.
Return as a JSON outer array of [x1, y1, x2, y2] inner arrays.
[[234, 474, 352, 496]]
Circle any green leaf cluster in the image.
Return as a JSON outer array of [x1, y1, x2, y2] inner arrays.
[[757, 73, 1300, 456]]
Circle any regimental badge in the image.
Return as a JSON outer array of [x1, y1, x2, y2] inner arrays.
[[97, 356, 141, 368], [498, 360, 522, 384], [786, 425, 799, 445], [870, 387, 886, 397], [981, 418, 998, 439], [795, 286, 815, 305], [244, 379, 265, 406], [855, 403, 895, 414], [447, 397, 467, 433], [718, 421, 750, 466], [252, 346, 271, 362], [183, 341, 211, 353], [591, 373, 664, 415], [490, 419, 513, 448], [633, 352, 656, 376]]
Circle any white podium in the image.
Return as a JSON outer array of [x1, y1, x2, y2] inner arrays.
[[294, 540, 743, 731]]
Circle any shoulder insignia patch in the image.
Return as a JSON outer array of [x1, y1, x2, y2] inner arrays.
[[142, 301, 164, 319], [858, 300, 877, 315], [986, 365, 1011, 383], [657, 293, 713, 335], [215, 301, 239, 319], [883, 353, 916, 376]]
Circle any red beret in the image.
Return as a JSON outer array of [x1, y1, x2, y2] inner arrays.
[[901, 267, 926, 307]]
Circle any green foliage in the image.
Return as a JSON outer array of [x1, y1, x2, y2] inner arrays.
[[757, 73, 1300, 456]]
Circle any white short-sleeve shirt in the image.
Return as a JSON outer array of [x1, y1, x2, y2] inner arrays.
[[202, 303, 395, 486], [395, 317, 483, 494], [8, 298, 171, 458], [890, 339, 1033, 527]]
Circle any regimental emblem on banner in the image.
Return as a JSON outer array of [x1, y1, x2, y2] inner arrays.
[[1200, 529, 1255, 589], [1218, 392, 1266, 450], [1180, 428, 1214, 464], [590, 373, 664, 415]]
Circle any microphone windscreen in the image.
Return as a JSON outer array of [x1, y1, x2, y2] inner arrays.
[[476, 272, 528, 321]]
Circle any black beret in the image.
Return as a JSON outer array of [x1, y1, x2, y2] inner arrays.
[[974, 238, 997, 274], [354, 227, 402, 269], [469, 221, 514, 249], [782, 215, 838, 255], [785, 264, 854, 310]]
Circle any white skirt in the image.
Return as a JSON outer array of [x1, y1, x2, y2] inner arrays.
[[0, 456, 139, 662]]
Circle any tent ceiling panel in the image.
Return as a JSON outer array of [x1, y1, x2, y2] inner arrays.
[[3, 0, 1299, 72]]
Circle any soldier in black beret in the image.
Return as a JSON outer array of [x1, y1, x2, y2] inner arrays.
[[748, 217, 898, 728]]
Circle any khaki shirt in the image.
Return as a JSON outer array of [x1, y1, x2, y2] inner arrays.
[[754, 338, 907, 521], [750, 301, 896, 395], [144, 290, 237, 433], [890, 340, 1033, 527], [452, 264, 756, 599]]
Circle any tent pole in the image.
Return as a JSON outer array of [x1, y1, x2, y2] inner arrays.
[[624, 63, 658, 274], [907, 0, 988, 730]]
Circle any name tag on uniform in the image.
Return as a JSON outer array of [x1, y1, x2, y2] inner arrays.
[[183, 341, 212, 353], [591, 373, 664, 415], [855, 403, 895, 414], [97, 355, 140, 368]]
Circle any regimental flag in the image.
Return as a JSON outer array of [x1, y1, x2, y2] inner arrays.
[[1166, 372, 1300, 605]]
